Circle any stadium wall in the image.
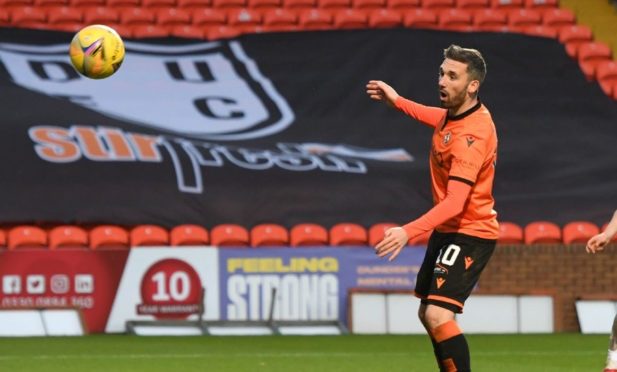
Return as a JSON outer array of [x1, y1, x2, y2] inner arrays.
[[477, 244, 617, 332]]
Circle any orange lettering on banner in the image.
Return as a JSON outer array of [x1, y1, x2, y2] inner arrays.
[[30, 127, 80, 162], [100, 127, 135, 160], [128, 133, 162, 162], [73, 126, 112, 160]]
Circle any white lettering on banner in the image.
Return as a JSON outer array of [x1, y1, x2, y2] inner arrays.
[[29, 125, 413, 194], [227, 274, 338, 321], [0, 41, 294, 140]]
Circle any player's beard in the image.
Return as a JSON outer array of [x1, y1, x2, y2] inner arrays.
[[439, 85, 468, 111]]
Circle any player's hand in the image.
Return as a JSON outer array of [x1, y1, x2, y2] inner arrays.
[[366, 80, 400, 108], [375, 227, 408, 261], [586, 232, 610, 254]]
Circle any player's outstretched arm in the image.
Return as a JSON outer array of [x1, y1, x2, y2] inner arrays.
[[366, 80, 400, 108], [586, 210, 617, 254]]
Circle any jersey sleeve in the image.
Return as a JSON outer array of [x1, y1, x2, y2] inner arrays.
[[394, 97, 445, 129], [448, 129, 491, 185]]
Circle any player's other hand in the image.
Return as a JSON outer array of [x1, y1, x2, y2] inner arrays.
[[366, 80, 400, 108], [375, 227, 408, 261], [586, 232, 610, 254]]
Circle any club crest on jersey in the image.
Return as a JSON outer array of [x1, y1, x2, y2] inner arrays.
[[0, 41, 294, 140], [466, 136, 476, 147], [442, 131, 451, 145]]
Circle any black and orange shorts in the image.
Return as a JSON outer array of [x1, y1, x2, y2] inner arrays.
[[414, 230, 496, 313]]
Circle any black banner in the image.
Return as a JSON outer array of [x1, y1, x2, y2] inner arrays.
[[0, 27, 615, 228]]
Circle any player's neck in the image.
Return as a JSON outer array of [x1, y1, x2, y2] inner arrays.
[[448, 97, 479, 117]]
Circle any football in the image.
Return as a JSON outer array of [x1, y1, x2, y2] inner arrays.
[[69, 24, 125, 79]]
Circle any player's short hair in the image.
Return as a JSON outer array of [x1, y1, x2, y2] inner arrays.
[[443, 44, 487, 84]]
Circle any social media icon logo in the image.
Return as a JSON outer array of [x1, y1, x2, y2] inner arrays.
[[26, 275, 45, 294], [51, 275, 69, 294], [74, 274, 94, 294], [2, 275, 21, 294]]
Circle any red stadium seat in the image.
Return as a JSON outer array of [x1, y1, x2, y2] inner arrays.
[[156, 8, 191, 26], [368, 9, 402, 28], [49, 226, 89, 249], [89, 225, 130, 250], [368, 222, 397, 247], [142, 0, 175, 7], [457, 0, 489, 9], [352, 0, 385, 9], [8, 226, 47, 250], [35, 0, 68, 7], [120, 8, 156, 25], [211, 224, 250, 246], [262, 8, 298, 29], [542, 8, 575, 31], [507, 8, 541, 30], [299, 9, 334, 29], [0, 9, 9, 25], [524, 221, 561, 244], [130, 225, 170, 246], [170, 224, 209, 246], [438, 8, 473, 31], [212, 0, 246, 7], [290, 223, 328, 247], [524, 0, 557, 10], [578, 42, 613, 81], [422, 0, 454, 9], [597, 60, 617, 96], [473, 8, 507, 31], [1, 0, 34, 7], [521, 25, 557, 38], [334, 9, 368, 29], [131, 24, 170, 37], [107, 0, 140, 7], [251, 224, 289, 247], [192, 9, 227, 25], [227, 8, 263, 27], [318, 0, 350, 9], [386, 0, 419, 9], [283, 0, 315, 8], [47, 6, 83, 27], [71, 0, 106, 7], [177, 0, 211, 8], [497, 221, 524, 244], [9, 7, 47, 26], [330, 223, 368, 246], [402, 8, 438, 28], [560, 25, 593, 59], [206, 25, 242, 39], [249, 0, 281, 7], [491, 0, 523, 8], [562, 221, 600, 244], [83, 7, 120, 24]]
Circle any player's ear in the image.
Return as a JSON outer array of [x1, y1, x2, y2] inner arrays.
[[467, 80, 480, 96]]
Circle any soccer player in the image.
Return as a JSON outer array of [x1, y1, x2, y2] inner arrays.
[[586, 210, 617, 372], [366, 44, 498, 372]]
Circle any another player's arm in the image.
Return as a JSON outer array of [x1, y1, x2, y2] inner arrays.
[[586, 210, 617, 254], [366, 80, 444, 128]]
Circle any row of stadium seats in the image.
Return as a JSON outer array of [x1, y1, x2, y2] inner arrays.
[[0, 0, 561, 10], [0, 220, 613, 250]]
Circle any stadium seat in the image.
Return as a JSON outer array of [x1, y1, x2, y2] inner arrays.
[[497, 221, 524, 244], [227, 8, 263, 28], [473, 8, 507, 31], [578, 42, 613, 81], [507, 8, 541, 30], [352, 0, 385, 9], [131, 24, 169, 37], [120, 8, 156, 25], [130, 225, 170, 246], [491, 0, 523, 8], [205, 25, 242, 39], [35, 0, 68, 7], [386, 0, 419, 9], [49, 225, 89, 249], [0, 9, 9, 25], [283, 0, 316, 8], [334, 9, 368, 29], [290, 223, 328, 247], [192, 9, 227, 26], [212, 0, 246, 7], [107, 0, 140, 8], [596, 60, 617, 96], [422, 0, 454, 9], [170, 224, 209, 246], [560, 25, 593, 59], [438, 8, 473, 31], [251, 223, 289, 247], [524, 221, 561, 244], [457, 0, 489, 9], [46, 6, 83, 27], [71, 0, 106, 7], [176, 0, 210, 7], [211, 224, 250, 246], [83, 7, 120, 24], [7, 226, 47, 250], [542, 8, 575, 31], [9, 7, 47, 26], [524, 0, 557, 10], [402, 8, 438, 28], [318, 0, 351, 9], [368, 9, 402, 28], [89, 225, 130, 250], [262, 8, 298, 28], [1, 0, 34, 7], [562, 221, 600, 244], [142, 0, 176, 7], [299, 9, 334, 30], [368, 222, 397, 247], [521, 24, 557, 38], [156, 8, 191, 27], [330, 223, 368, 246], [248, 0, 281, 7]]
